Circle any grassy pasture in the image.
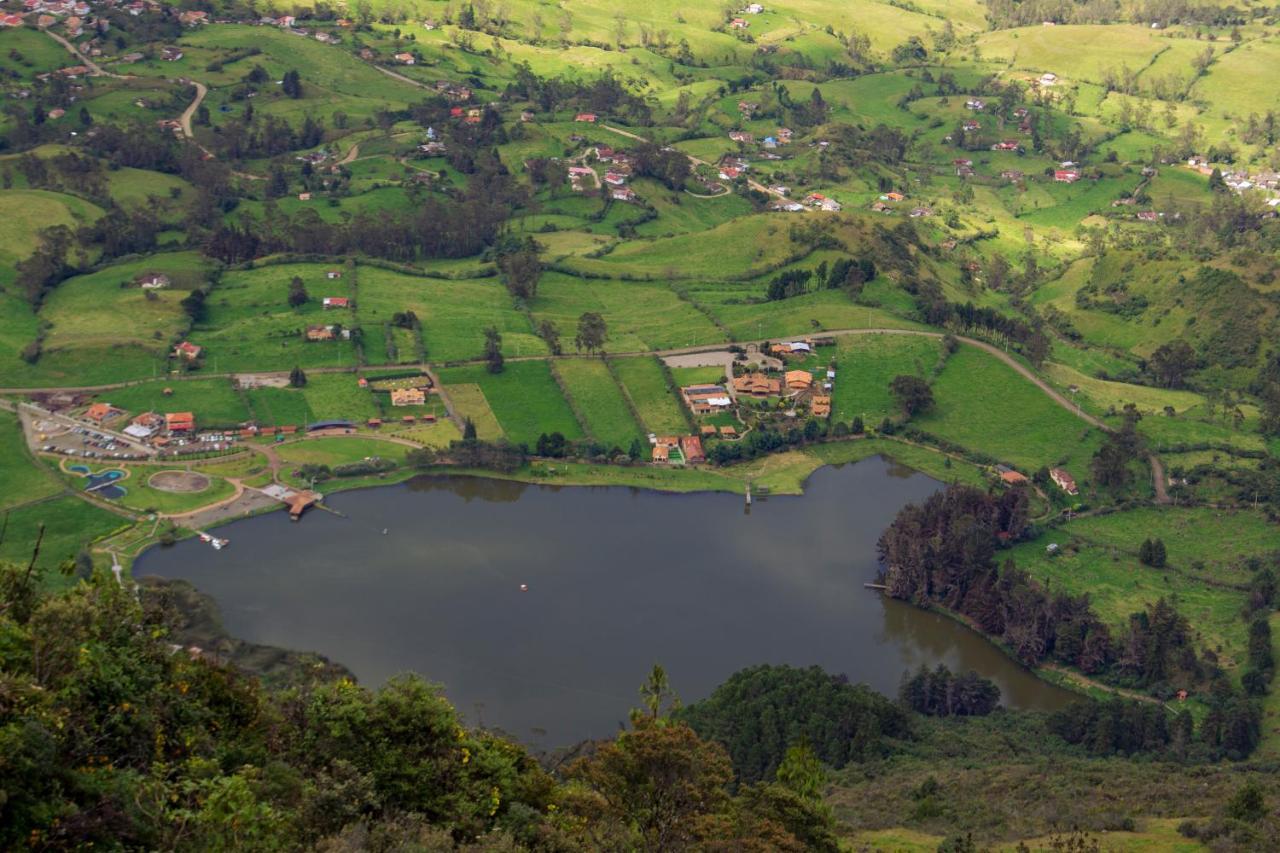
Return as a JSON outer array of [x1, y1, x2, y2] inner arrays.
[[39, 254, 210, 364], [915, 346, 1102, 475], [0, 189, 102, 270], [276, 436, 411, 470], [356, 267, 546, 363], [301, 373, 380, 421], [529, 273, 724, 353], [829, 334, 942, 425], [104, 378, 251, 427], [0, 27, 77, 80], [611, 356, 688, 435], [1190, 37, 1280, 119], [555, 358, 645, 448], [0, 496, 126, 587], [0, 410, 65, 511], [705, 290, 925, 341], [245, 386, 315, 427], [198, 263, 358, 373], [443, 384, 504, 441], [975, 25, 1174, 84], [438, 361, 583, 446], [1006, 507, 1278, 670]]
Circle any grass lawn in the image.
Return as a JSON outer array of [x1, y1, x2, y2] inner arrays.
[[437, 361, 583, 446], [915, 346, 1102, 476], [276, 436, 413, 470], [105, 378, 250, 427], [385, 419, 463, 448], [110, 468, 238, 516], [611, 355, 689, 435], [0, 410, 65, 511], [555, 358, 645, 449], [669, 365, 729, 387], [442, 384, 504, 441], [830, 334, 942, 426]]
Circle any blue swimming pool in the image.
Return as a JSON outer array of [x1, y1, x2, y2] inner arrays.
[[67, 464, 90, 474]]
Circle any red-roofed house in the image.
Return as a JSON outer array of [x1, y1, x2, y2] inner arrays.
[[574, 113, 597, 123], [680, 435, 705, 463], [173, 341, 202, 361], [1054, 170, 1081, 183], [323, 296, 349, 309], [1050, 467, 1078, 495]]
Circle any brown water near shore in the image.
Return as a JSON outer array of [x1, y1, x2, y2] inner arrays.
[[136, 456, 1076, 745]]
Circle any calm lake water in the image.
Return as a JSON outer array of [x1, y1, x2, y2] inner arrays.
[[137, 456, 1075, 744]]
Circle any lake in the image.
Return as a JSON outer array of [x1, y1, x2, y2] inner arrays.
[[136, 456, 1075, 745]]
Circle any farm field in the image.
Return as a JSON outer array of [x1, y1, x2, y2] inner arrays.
[[554, 358, 645, 449], [611, 356, 689, 435], [437, 361, 584, 446]]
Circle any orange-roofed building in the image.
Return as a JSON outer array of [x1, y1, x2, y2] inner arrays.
[[811, 395, 831, 417], [166, 412, 195, 433], [733, 373, 782, 397], [85, 402, 114, 421], [1001, 469, 1029, 485], [719, 425, 737, 437], [785, 370, 813, 390], [680, 435, 705, 463], [652, 444, 670, 463]]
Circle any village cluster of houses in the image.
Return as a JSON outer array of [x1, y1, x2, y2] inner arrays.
[[1186, 155, 1280, 208], [674, 341, 834, 427]]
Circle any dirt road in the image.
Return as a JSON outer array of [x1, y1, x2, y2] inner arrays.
[[178, 80, 207, 138]]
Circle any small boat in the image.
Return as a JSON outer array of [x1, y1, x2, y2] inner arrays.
[[211, 538, 228, 550], [519, 583, 529, 592]]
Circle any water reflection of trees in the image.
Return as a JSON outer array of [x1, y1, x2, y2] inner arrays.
[[877, 597, 1074, 711], [406, 475, 529, 503]]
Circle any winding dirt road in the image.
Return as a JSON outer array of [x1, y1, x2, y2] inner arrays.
[[178, 79, 207, 139]]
